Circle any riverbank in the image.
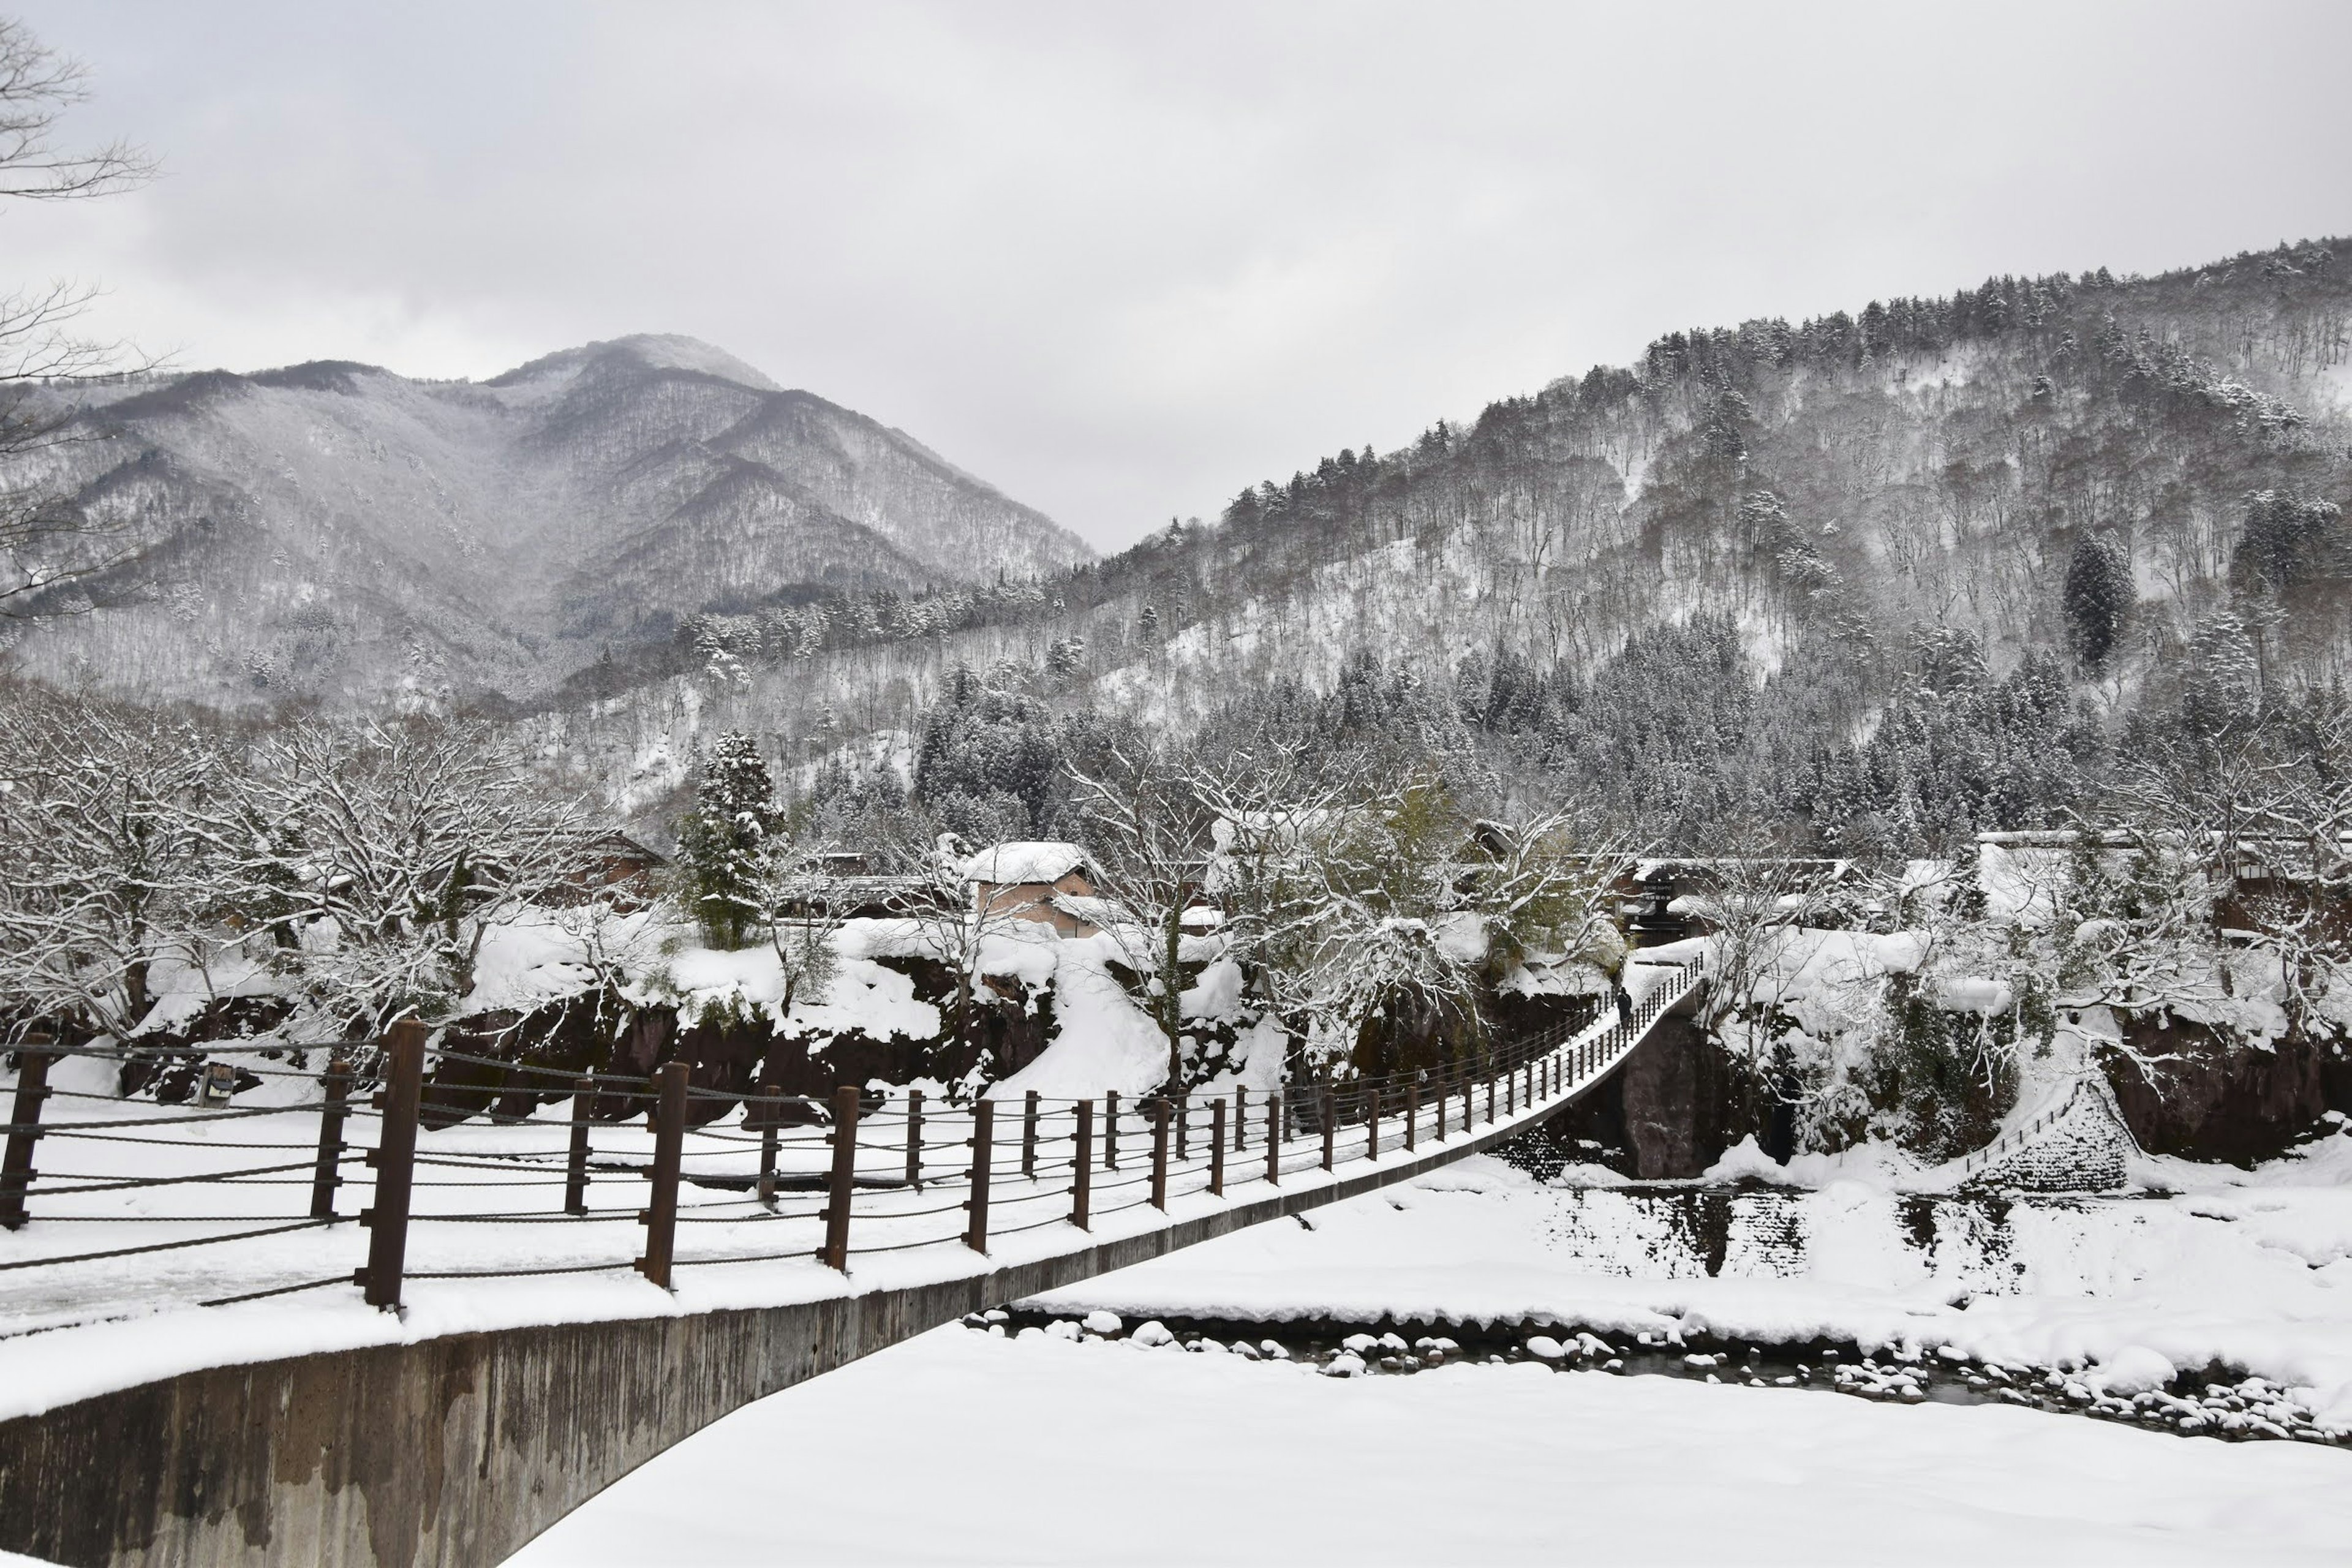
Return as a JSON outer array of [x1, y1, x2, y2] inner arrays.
[[512, 1319, 2351, 1566], [1015, 1140, 2352, 1425]]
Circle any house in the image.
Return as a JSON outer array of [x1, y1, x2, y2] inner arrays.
[[961, 841, 1105, 938], [1615, 857, 1855, 940], [545, 832, 668, 908]]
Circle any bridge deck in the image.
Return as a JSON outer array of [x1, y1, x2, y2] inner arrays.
[[2, 962, 1699, 1420]]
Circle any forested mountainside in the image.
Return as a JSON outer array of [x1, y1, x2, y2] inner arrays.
[[537, 238, 2352, 850], [0, 334, 1088, 706]]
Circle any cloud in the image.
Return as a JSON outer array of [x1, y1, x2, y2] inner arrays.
[[7, 0, 2352, 549]]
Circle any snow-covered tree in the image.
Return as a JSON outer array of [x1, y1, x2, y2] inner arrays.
[[1068, 744, 1231, 1090], [676, 731, 780, 950], [216, 718, 602, 1037], [0, 685, 222, 1041]]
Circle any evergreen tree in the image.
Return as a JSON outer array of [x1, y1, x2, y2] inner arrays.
[[676, 731, 779, 949], [2234, 491, 2345, 592], [2062, 531, 2133, 670]]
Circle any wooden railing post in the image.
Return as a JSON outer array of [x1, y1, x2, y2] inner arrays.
[[1505, 1059, 1515, 1117], [1265, 1093, 1281, 1185], [309, 1055, 352, 1220], [1486, 1061, 1497, 1125], [1406, 1078, 1417, 1153], [1071, 1099, 1093, 1230], [1210, 1098, 1227, 1196], [1175, 1091, 1189, 1161], [1234, 1085, 1248, 1152], [964, 1098, 993, 1253], [1150, 1098, 1170, 1210], [360, 1020, 425, 1309], [1022, 1089, 1041, 1178], [752, 1047, 784, 1210], [635, 1060, 688, 1289], [1321, 1086, 1336, 1172], [1104, 1088, 1120, 1170], [905, 1087, 925, 1190], [1367, 1085, 1382, 1160], [821, 1084, 859, 1271], [566, 1072, 596, 1216], [0, 1035, 56, 1231]]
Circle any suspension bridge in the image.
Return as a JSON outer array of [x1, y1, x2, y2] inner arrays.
[[0, 959, 1703, 1568]]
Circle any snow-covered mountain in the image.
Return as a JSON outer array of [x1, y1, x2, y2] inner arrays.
[[530, 238, 2352, 832], [0, 334, 1088, 706]]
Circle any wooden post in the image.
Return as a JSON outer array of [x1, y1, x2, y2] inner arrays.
[[1486, 1063, 1496, 1125], [1022, 1089, 1040, 1178], [821, 1084, 859, 1271], [964, 1098, 993, 1253], [1150, 1099, 1170, 1210], [1506, 1059, 1515, 1116], [905, 1087, 925, 1190], [1265, 1093, 1281, 1185], [1104, 1088, 1120, 1170], [1175, 1091, 1189, 1161], [1405, 1078, 1417, 1153], [753, 1054, 782, 1211], [1321, 1086, 1335, 1172], [1460, 1068, 1472, 1136], [635, 1060, 688, 1289], [1071, 1099, 1093, 1230], [0, 1035, 57, 1231], [309, 1055, 352, 1220], [1234, 1085, 1248, 1152], [1368, 1085, 1381, 1161], [1210, 1098, 1227, 1196], [360, 1021, 425, 1309], [565, 1072, 595, 1216]]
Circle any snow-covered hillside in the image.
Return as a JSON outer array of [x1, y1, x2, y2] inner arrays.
[[0, 334, 1090, 707]]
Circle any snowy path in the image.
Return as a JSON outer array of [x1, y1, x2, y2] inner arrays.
[[511, 1322, 2352, 1566]]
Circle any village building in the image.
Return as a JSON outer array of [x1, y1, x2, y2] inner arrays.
[[960, 841, 1106, 938]]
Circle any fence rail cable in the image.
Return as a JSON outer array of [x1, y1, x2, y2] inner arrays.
[[0, 1218, 339, 1272], [37, 1129, 332, 1151], [198, 1275, 349, 1308], [28, 1159, 334, 1196], [410, 1210, 643, 1224], [421, 1046, 655, 1086], [405, 1260, 637, 1280], [17, 1094, 357, 1126]]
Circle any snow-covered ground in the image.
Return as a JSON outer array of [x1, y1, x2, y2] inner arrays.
[[510, 1319, 2351, 1567]]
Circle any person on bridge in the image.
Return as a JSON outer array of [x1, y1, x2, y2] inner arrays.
[[1613, 983, 1634, 1028]]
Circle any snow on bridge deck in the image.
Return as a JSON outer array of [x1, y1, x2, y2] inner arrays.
[[0, 961, 1700, 1423]]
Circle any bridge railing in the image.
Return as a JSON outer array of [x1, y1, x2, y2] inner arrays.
[[0, 960, 1700, 1320]]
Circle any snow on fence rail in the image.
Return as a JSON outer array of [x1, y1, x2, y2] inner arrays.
[[0, 962, 1700, 1323]]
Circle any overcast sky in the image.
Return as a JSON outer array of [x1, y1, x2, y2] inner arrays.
[[9, 1, 2352, 552]]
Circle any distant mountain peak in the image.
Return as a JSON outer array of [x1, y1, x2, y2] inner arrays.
[[489, 333, 783, 393]]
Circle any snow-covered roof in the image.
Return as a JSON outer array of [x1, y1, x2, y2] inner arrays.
[[961, 841, 1094, 886]]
